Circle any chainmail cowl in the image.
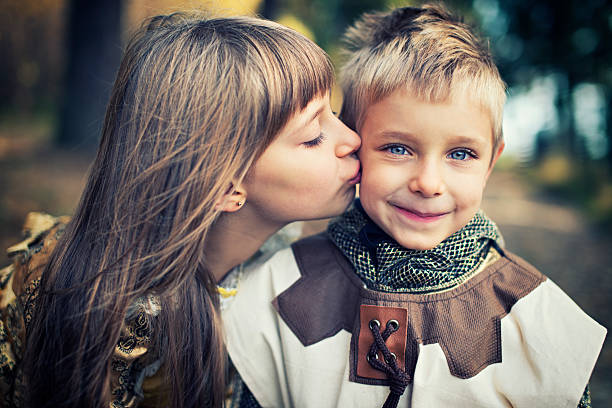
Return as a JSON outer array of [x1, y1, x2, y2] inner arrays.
[[327, 201, 504, 293]]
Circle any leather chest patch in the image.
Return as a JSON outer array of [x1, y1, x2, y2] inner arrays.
[[357, 304, 408, 380]]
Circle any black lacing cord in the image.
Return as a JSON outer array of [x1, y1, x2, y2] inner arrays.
[[367, 319, 410, 408]]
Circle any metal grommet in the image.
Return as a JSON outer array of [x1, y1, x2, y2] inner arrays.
[[368, 319, 380, 330], [366, 352, 379, 363], [385, 352, 397, 365], [387, 319, 399, 331]]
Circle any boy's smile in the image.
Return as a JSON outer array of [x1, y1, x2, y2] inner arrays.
[[358, 88, 504, 250]]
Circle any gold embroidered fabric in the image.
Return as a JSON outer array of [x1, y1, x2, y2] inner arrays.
[[0, 213, 167, 408]]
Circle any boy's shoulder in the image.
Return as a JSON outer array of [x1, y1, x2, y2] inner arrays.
[[240, 232, 605, 363], [498, 248, 546, 279]]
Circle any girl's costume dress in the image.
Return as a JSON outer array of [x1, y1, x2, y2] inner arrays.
[[0, 212, 296, 408], [0, 213, 167, 408], [222, 204, 606, 408]]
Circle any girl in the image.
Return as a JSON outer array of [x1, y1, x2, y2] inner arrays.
[[0, 13, 360, 408]]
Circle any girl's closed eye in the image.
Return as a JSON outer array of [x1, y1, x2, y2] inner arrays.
[[448, 148, 477, 161], [303, 133, 326, 148]]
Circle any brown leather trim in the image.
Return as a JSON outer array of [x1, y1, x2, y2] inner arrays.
[[275, 232, 546, 384], [273, 233, 361, 346], [356, 305, 408, 380]]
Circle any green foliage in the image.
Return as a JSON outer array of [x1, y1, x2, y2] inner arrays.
[[484, 0, 611, 162], [530, 153, 612, 230]]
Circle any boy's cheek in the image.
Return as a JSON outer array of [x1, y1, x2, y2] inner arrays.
[[359, 164, 386, 192], [363, 160, 402, 182], [356, 147, 371, 165], [356, 152, 374, 181]]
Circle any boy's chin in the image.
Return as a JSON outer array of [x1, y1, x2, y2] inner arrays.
[[406, 243, 441, 251], [393, 236, 443, 251]]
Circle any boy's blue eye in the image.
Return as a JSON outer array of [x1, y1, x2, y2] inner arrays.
[[448, 149, 473, 160], [387, 145, 409, 155]]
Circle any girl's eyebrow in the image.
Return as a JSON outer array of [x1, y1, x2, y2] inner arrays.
[[286, 104, 325, 139], [290, 105, 324, 137], [305, 105, 325, 126]]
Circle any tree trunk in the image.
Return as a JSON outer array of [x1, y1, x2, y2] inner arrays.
[[606, 91, 612, 169], [57, 0, 122, 149], [260, 0, 278, 20]]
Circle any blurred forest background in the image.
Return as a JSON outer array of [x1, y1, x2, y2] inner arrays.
[[1, 0, 610, 404]]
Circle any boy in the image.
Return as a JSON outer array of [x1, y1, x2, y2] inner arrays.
[[222, 5, 606, 407]]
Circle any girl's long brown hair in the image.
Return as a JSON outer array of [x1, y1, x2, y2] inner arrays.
[[22, 13, 332, 408]]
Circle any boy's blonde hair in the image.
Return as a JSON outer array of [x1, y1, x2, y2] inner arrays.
[[340, 4, 506, 150]]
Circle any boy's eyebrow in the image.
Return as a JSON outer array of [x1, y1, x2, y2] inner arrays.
[[377, 130, 413, 139], [375, 131, 488, 146], [447, 134, 489, 145], [373, 130, 417, 142]]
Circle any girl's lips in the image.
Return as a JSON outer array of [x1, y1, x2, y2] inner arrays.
[[392, 204, 449, 223], [348, 172, 361, 185], [348, 166, 361, 185]]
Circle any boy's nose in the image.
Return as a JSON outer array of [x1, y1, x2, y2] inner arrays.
[[335, 121, 361, 158], [409, 160, 445, 197]]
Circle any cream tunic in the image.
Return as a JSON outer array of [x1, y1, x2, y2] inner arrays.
[[223, 236, 606, 408]]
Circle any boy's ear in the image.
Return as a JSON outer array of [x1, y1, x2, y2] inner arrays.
[[214, 183, 247, 213], [486, 142, 505, 180]]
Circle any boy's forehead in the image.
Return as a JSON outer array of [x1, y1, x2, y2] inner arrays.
[[358, 88, 495, 147]]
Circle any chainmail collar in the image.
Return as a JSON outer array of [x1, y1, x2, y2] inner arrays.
[[327, 200, 504, 293]]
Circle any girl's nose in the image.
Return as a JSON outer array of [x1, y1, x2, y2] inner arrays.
[[335, 120, 361, 158]]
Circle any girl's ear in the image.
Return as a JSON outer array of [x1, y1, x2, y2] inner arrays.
[[214, 183, 247, 213]]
